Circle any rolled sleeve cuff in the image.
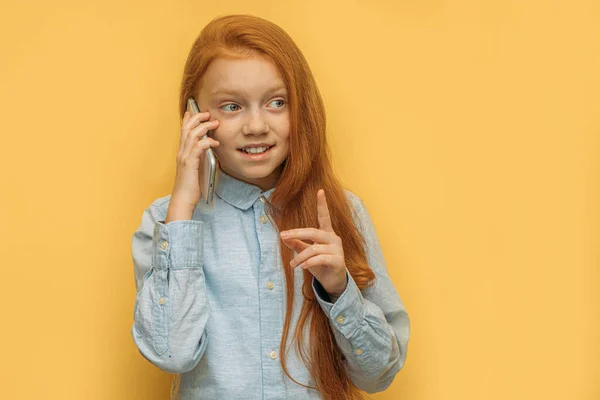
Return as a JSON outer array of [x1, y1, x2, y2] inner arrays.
[[312, 269, 365, 338], [152, 220, 204, 268]]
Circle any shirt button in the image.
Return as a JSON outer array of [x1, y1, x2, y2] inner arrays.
[[160, 240, 168, 250], [259, 196, 266, 203], [266, 281, 275, 290], [354, 348, 363, 356], [336, 315, 345, 324], [269, 350, 278, 359], [260, 215, 268, 224], [158, 297, 166, 305]]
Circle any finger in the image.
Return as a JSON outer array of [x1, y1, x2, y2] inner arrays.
[[189, 137, 220, 159], [183, 136, 219, 160], [180, 111, 210, 156], [183, 111, 210, 135], [317, 189, 334, 232], [188, 118, 219, 142], [281, 237, 310, 252], [290, 243, 336, 268], [281, 228, 337, 244], [183, 119, 220, 157], [181, 111, 211, 150], [299, 254, 339, 270]]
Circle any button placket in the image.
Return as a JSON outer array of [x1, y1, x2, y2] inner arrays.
[[255, 197, 283, 397]]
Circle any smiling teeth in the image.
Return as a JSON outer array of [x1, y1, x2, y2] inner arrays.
[[243, 146, 269, 154]]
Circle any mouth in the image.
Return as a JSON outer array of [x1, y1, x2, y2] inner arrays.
[[237, 145, 275, 155], [237, 144, 275, 160]]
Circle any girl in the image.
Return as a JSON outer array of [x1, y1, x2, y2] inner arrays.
[[131, 14, 410, 400]]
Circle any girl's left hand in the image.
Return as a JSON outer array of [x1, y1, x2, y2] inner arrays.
[[279, 189, 348, 298]]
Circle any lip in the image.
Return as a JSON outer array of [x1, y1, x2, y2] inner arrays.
[[238, 143, 273, 150], [237, 145, 275, 161]]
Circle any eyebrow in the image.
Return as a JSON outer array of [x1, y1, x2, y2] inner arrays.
[[210, 84, 287, 97]]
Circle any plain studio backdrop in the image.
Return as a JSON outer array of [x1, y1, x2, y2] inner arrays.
[[0, 1, 598, 399]]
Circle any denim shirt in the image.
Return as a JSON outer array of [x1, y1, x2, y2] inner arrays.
[[131, 170, 410, 399]]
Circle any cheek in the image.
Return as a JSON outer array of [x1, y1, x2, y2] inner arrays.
[[279, 113, 291, 131], [211, 126, 233, 144], [272, 117, 291, 140], [276, 138, 290, 159], [279, 130, 291, 147]]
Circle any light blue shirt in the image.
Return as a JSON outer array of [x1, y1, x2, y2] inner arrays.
[[131, 170, 410, 399]]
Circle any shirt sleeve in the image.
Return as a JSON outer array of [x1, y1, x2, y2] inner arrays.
[[131, 200, 210, 374], [311, 195, 411, 394]]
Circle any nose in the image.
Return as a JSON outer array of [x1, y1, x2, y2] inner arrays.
[[242, 109, 269, 135]]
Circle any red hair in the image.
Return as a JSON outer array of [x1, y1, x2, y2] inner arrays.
[[179, 14, 376, 400]]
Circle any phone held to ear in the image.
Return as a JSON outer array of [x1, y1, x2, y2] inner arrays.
[[187, 97, 219, 205]]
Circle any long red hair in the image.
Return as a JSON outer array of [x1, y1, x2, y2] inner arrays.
[[178, 14, 376, 400]]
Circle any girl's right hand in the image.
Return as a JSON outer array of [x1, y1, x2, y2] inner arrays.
[[169, 110, 220, 216]]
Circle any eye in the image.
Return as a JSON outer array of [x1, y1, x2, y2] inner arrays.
[[269, 99, 285, 108], [221, 103, 241, 112]]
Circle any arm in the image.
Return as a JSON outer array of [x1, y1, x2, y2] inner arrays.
[[131, 200, 209, 373], [311, 195, 410, 393]]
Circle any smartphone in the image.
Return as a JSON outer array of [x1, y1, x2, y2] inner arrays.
[[187, 97, 219, 205]]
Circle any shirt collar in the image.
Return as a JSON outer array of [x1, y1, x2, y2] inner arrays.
[[215, 168, 277, 210]]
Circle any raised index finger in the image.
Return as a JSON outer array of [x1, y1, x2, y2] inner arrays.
[[317, 189, 334, 232]]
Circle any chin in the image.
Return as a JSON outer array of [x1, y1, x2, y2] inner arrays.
[[239, 165, 279, 179], [221, 162, 275, 179]]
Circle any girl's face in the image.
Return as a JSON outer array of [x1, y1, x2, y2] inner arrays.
[[196, 55, 290, 191]]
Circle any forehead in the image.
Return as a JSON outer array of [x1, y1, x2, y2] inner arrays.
[[200, 56, 286, 95]]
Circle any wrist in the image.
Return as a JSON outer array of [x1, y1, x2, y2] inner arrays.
[[166, 203, 194, 223], [327, 272, 349, 300], [165, 212, 193, 223]]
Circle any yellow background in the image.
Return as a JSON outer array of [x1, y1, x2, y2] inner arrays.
[[1, 0, 597, 399]]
